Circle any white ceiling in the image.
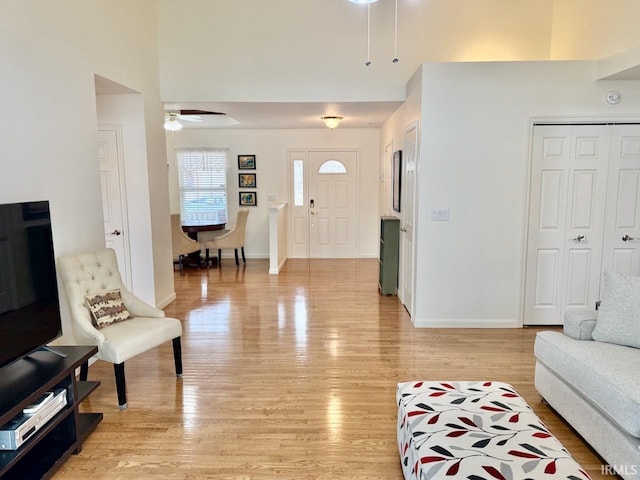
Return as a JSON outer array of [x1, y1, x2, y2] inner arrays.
[[151, 1, 640, 130], [163, 101, 404, 129], [94, 76, 404, 130]]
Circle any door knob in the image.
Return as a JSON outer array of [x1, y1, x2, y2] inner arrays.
[[622, 234, 637, 242], [572, 235, 586, 242], [110, 229, 121, 236]]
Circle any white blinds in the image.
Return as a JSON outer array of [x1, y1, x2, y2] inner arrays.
[[177, 149, 228, 226]]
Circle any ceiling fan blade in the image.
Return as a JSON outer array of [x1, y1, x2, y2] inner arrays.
[[180, 109, 224, 116], [179, 115, 204, 123]]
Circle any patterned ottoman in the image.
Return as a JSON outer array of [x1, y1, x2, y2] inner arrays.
[[397, 381, 591, 480]]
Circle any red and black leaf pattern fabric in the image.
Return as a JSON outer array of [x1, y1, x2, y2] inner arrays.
[[397, 381, 592, 480]]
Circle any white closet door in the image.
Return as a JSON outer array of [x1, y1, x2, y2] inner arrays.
[[524, 125, 609, 325], [600, 125, 640, 281]]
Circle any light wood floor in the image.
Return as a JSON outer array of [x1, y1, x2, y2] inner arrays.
[[54, 259, 612, 479]]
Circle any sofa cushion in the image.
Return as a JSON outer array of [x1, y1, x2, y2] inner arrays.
[[534, 330, 640, 437], [592, 271, 640, 348]]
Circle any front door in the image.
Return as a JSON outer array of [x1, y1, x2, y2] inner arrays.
[[308, 151, 358, 258], [98, 127, 132, 287]]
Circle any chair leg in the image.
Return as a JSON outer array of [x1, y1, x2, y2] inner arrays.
[[114, 362, 127, 409], [234, 249, 239, 266], [178, 254, 184, 272], [241, 246, 246, 263], [79, 361, 88, 381], [218, 249, 222, 266], [173, 337, 183, 377]]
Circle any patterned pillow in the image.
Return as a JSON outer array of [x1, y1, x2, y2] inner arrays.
[[84, 289, 132, 329], [592, 271, 640, 348]]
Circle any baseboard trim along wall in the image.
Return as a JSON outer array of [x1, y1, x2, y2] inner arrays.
[[412, 318, 521, 328], [157, 292, 177, 309]]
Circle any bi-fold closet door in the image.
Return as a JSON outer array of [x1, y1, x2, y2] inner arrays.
[[524, 124, 640, 325]]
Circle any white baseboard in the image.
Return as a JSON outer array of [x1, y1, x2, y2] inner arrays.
[[412, 318, 521, 328], [157, 292, 177, 309], [269, 257, 288, 275]]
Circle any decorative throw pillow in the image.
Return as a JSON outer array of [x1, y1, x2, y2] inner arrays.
[[84, 289, 132, 329], [592, 271, 640, 348]]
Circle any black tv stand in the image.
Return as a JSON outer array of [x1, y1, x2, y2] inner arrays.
[[36, 346, 68, 358], [0, 346, 102, 479]]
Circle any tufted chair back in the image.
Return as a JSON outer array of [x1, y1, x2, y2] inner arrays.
[[57, 248, 163, 349]]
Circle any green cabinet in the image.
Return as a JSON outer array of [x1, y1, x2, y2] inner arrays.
[[378, 217, 400, 295]]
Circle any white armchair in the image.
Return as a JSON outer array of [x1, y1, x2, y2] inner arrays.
[[205, 209, 249, 266], [57, 248, 183, 408]]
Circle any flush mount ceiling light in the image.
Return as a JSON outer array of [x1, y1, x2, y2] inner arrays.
[[164, 112, 183, 131], [321, 116, 343, 129], [348, 0, 378, 3]]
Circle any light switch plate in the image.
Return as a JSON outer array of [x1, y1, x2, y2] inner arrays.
[[431, 208, 450, 222]]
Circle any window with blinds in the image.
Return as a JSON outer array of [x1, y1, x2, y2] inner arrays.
[[177, 149, 228, 226]]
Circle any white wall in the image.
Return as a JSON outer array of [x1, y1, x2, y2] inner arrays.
[[0, 1, 173, 342], [550, 0, 640, 60], [166, 128, 381, 258], [156, 0, 555, 104], [96, 94, 163, 305], [410, 60, 640, 327]]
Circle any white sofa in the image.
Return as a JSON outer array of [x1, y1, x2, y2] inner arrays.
[[534, 307, 640, 480]]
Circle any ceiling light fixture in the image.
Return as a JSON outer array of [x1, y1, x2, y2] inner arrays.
[[349, 0, 400, 65], [322, 116, 343, 129], [365, 3, 372, 66], [392, 0, 399, 63], [164, 113, 183, 131]]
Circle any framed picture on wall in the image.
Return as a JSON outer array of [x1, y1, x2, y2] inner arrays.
[[392, 150, 402, 212], [238, 173, 257, 188], [239, 191, 257, 207], [238, 155, 256, 170]]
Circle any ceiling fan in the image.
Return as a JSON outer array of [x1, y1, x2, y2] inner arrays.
[[164, 109, 225, 131]]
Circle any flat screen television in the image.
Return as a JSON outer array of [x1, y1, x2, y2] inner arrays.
[[0, 201, 62, 368]]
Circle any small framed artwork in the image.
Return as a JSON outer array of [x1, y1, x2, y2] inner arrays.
[[392, 150, 402, 212], [238, 173, 257, 188], [238, 154, 256, 170], [239, 191, 257, 207]]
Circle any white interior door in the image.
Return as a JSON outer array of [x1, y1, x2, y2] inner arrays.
[[524, 125, 609, 325], [308, 151, 357, 258], [98, 127, 132, 287], [601, 125, 640, 280], [399, 122, 418, 315]]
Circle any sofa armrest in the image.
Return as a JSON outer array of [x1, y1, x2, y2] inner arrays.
[[563, 310, 597, 340]]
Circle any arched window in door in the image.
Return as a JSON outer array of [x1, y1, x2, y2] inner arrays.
[[318, 160, 347, 174]]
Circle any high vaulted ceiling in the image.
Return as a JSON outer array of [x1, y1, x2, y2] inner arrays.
[[155, 0, 640, 129]]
